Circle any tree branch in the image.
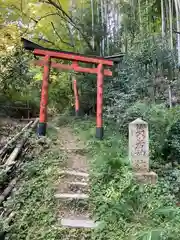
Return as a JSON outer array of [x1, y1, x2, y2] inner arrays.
[[51, 22, 74, 47], [43, 0, 74, 23], [11, 5, 38, 24], [12, 5, 59, 27], [20, 27, 29, 37], [37, 13, 59, 21], [58, 13, 93, 51], [34, 37, 56, 45], [35, 37, 61, 49], [40, 0, 93, 51]]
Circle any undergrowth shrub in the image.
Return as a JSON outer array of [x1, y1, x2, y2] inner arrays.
[[162, 119, 180, 164], [107, 101, 180, 165], [4, 134, 65, 239], [160, 168, 180, 200], [74, 119, 180, 240], [91, 173, 180, 239], [103, 38, 180, 167]]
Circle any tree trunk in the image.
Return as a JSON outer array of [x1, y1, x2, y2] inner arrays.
[[90, 0, 95, 50], [169, 0, 173, 49], [138, 0, 142, 32], [161, 0, 166, 38], [174, 0, 180, 65]]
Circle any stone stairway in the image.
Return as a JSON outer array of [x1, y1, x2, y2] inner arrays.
[[61, 218, 97, 228], [55, 170, 97, 228], [55, 169, 96, 229], [52, 126, 98, 234]]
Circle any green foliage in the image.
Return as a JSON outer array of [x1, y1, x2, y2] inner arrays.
[[48, 74, 73, 112], [4, 135, 65, 239], [77, 74, 97, 114], [103, 37, 180, 168], [0, 46, 42, 116], [162, 119, 180, 164], [1, 1, 180, 238], [0, 0, 91, 52], [106, 99, 180, 165], [74, 120, 180, 240], [0, 47, 33, 99], [161, 168, 180, 200], [0, 44, 72, 116], [0, 23, 20, 53], [105, 37, 178, 119]]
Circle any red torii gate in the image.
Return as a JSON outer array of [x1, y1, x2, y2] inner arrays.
[[22, 38, 113, 140]]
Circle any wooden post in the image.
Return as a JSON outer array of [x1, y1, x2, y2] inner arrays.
[[129, 118, 157, 184], [38, 55, 51, 136], [73, 79, 80, 116], [96, 63, 104, 140]]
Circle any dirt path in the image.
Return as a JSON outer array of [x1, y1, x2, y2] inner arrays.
[[54, 126, 96, 236], [58, 127, 88, 172]]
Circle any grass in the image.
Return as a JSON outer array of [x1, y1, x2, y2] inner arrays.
[[72, 118, 180, 240], [4, 127, 66, 240], [3, 115, 180, 239], [3, 121, 93, 240]]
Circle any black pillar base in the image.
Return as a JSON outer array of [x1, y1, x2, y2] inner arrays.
[[37, 122, 47, 136], [96, 127, 104, 140]]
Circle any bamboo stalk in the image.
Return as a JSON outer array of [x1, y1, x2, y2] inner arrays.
[[0, 118, 39, 207], [0, 121, 33, 158], [0, 177, 18, 205], [27, 118, 39, 130], [5, 141, 26, 167], [4, 118, 39, 167], [91, 0, 95, 50], [169, 0, 173, 49], [175, 0, 180, 65], [6, 211, 15, 224]]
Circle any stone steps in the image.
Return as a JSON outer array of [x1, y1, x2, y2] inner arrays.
[[67, 181, 88, 187], [56, 172, 98, 230], [56, 140, 95, 230], [55, 193, 89, 200], [55, 181, 89, 194], [55, 168, 95, 229], [60, 170, 89, 178], [59, 148, 88, 154], [60, 218, 97, 228]]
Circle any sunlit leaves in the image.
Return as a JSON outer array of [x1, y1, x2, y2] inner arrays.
[[0, 24, 20, 54], [0, 0, 82, 51]]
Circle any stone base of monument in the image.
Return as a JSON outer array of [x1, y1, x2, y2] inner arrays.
[[134, 171, 158, 184]]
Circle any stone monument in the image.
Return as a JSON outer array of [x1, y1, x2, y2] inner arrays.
[[129, 118, 157, 184]]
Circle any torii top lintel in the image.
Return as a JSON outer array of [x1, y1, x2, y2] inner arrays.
[[21, 38, 113, 66]]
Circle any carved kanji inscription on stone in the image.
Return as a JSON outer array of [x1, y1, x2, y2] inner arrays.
[[134, 124, 146, 156], [129, 118, 149, 172]]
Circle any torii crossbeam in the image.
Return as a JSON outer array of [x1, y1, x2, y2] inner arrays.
[[22, 38, 114, 140]]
